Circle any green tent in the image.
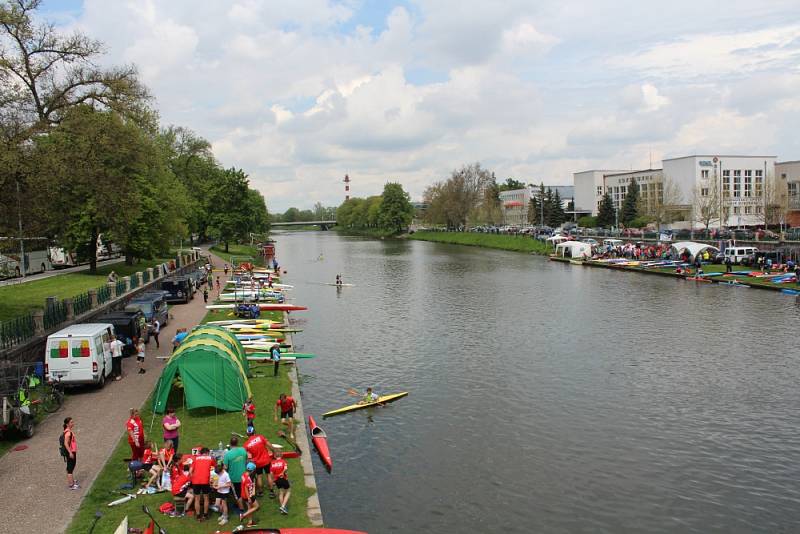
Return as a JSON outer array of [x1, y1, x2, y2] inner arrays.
[[152, 327, 252, 414]]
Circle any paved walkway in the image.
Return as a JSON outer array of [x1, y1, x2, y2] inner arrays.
[[0, 257, 126, 287], [0, 251, 225, 534]]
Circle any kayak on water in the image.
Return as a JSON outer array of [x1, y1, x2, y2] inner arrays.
[[206, 304, 308, 311], [309, 415, 332, 472], [218, 527, 366, 534], [309, 282, 356, 287], [323, 392, 409, 418]]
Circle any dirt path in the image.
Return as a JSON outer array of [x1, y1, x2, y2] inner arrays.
[[0, 251, 227, 534]]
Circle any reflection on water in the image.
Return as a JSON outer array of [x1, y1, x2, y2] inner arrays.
[[278, 231, 800, 534]]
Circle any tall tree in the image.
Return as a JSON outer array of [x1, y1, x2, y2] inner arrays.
[[207, 168, 251, 252], [424, 162, 494, 229], [378, 182, 414, 233], [620, 177, 640, 226], [597, 191, 616, 228], [497, 177, 526, 192]]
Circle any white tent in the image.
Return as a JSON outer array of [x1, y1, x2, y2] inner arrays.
[[555, 241, 592, 259], [670, 241, 719, 260], [547, 235, 569, 245]]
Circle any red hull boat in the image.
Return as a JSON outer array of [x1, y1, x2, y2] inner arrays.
[[309, 415, 332, 472]]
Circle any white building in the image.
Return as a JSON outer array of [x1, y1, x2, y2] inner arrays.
[[602, 169, 664, 212], [573, 170, 627, 216], [499, 188, 529, 225], [663, 155, 776, 227], [776, 160, 800, 227]]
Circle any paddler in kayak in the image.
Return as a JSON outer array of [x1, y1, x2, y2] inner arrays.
[[358, 387, 379, 405], [335, 274, 342, 287]]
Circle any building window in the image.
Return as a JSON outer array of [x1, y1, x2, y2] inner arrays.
[[597, 186, 602, 196], [733, 206, 740, 215], [782, 173, 787, 179], [789, 183, 798, 197], [701, 188, 709, 197], [723, 170, 730, 196], [733, 170, 741, 197], [744, 206, 752, 215], [701, 169, 709, 179], [755, 169, 763, 196], [756, 205, 763, 214], [744, 170, 752, 197]]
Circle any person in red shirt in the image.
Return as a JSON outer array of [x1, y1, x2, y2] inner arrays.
[[242, 397, 256, 429], [189, 447, 215, 522], [170, 460, 194, 514], [269, 445, 291, 514], [239, 462, 259, 527], [273, 393, 298, 440], [243, 426, 275, 496], [126, 409, 145, 462]]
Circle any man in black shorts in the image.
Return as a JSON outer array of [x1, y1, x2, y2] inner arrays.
[[189, 447, 215, 521], [274, 393, 297, 440]]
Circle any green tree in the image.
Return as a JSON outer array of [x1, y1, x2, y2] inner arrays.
[[497, 177, 526, 192], [378, 182, 414, 233], [207, 168, 251, 252], [621, 177, 640, 226], [597, 191, 616, 227]]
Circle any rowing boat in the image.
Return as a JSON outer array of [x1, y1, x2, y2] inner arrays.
[[206, 303, 308, 311], [308, 415, 332, 472], [322, 392, 409, 418]]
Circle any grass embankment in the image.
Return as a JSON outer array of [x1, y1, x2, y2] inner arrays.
[[210, 244, 265, 267], [410, 230, 552, 254], [0, 258, 172, 321], [67, 310, 315, 533], [335, 227, 398, 238]]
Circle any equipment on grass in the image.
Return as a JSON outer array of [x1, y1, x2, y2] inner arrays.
[[323, 392, 409, 418], [107, 493, 136, 507]]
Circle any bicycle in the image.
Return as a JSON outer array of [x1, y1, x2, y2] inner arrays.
[[40, 377, 65, 414]]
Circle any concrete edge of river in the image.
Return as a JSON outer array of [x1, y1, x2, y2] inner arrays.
[[283, 311, 324, 526]]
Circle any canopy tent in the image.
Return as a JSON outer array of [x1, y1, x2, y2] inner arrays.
[[555, 240, 592, 259], [546, 235, 569, 245], [152, 326, 252, 414], [670, 241, 719, 261]]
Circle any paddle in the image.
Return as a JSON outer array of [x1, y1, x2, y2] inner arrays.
[[277, 430, 301, 453]]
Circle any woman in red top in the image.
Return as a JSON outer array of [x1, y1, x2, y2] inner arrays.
[[62, 417, 79, 490], [269, 446, 290, 515], [126, 408, 145, 461]]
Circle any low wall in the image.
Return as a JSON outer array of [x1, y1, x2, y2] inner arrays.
[[0, 252, 203, 364]]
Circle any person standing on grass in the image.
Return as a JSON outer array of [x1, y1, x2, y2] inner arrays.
[[213, 462, 231, 526], [127, 408, 145, 461], [61, 417, 79, 489], [244, 426, 276, 497], [162, 407, 181, 452], [135, 337, 146, 374], [151, 318, 161, 349], [110, 335, 125, 380], [190, 447, 215, 522], [274, 393, 297, 441], [239, 463, 259, 527], [242, 397, 256, 429], [224, 436, 248, 512], [269, 445, 291, 514], [270, 343, 281, 377]]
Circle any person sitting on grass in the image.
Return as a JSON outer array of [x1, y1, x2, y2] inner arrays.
[[170, 457, 193, 516], [239, 462, 259, 527]]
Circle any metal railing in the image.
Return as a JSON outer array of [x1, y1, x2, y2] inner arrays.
[[0, 313, 34, 350], [43, 300, 66, 330], [116, 279, 126, 296], [129, 275, 139, 290], [72, 292, 91, 316], [142, 270, 150, 284], [97, 284, 111, 304]]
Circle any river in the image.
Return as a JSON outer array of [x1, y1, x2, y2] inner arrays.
[[276, 231, 800, 533]]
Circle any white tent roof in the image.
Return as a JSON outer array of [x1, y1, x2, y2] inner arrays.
[[547, 235, 569, 243], [670, 241, 719, 258], [555, 241, 592, 258]]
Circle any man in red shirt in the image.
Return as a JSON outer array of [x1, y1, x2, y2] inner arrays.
[[243, 426, 275, 496], [242, 397, 256, 429], [126, 409, 145, 461], [269, 445, 291, 514], [273, 393, 298, 440], [171, 461, 194, 514], [239, 462, 259, 527], [189, 447, 215, 522]]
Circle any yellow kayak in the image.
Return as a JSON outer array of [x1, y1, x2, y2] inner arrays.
[[323, 392, 409, 418]]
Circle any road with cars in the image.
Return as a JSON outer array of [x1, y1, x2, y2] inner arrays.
[[0, 257, 126, 288]]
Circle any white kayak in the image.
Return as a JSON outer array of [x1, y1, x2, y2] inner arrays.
[[311, 282, 356, 287], [206, 319, 280, 326]]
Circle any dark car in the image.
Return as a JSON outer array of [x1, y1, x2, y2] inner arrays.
[[125, 294, 169, 329], [160, 276, 193, 304], [95, 310, 148, 355], [733, 229, 755, 240], [186, 269, 206, 289]]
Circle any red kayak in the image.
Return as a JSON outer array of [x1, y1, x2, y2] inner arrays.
[[219, 529, 366, 534], [309, 415, 332, 472]]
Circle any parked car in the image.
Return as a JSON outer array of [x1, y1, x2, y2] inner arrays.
[[125, 293, 169, 329], [95, 310, 148, 354], [160, 276, 193, 304], [581, 238, 599, 245], [45, 324, 114, 387], [733, 229, 755, 240]]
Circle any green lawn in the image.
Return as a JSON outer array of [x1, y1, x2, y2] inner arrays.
[[410, 230, 553, 254], [0, 258, 171, 321], [66, 309, 312, 533], [210, 244, 265, 267]]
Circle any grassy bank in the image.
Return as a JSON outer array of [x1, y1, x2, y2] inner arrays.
[[67, 310, 314, 533], [0, 258, 171, 321], [335, 227, 397, 238], [210, 244, 265, 267], [409, 230, 553, 254]]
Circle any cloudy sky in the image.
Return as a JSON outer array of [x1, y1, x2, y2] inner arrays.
[[41, 0, 800, 211]]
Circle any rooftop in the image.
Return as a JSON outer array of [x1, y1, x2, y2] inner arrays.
[[604, 168, 663, 177], [662, 154, 776, 162]]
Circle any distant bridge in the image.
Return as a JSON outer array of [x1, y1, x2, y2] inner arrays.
[[271, 220, 337, 230]]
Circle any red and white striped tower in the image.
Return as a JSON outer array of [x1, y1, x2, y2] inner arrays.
[[343, 174, 351, 201]]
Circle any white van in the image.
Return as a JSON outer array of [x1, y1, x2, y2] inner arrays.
[[45, 324, 114, 387], [723, 246, 757, 264]]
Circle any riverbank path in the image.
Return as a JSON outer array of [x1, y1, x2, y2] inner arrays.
[[0, 250, 227, 534]]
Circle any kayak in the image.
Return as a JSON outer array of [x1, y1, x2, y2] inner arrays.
[[308, 415, 332, 472], [248, 355, 297, 363], [206, 319, 283, 327], [323, 392, 409, 418], [310, 282, 356, 287], [209, 304, 306, 312], [218, 527, 366, 534]]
